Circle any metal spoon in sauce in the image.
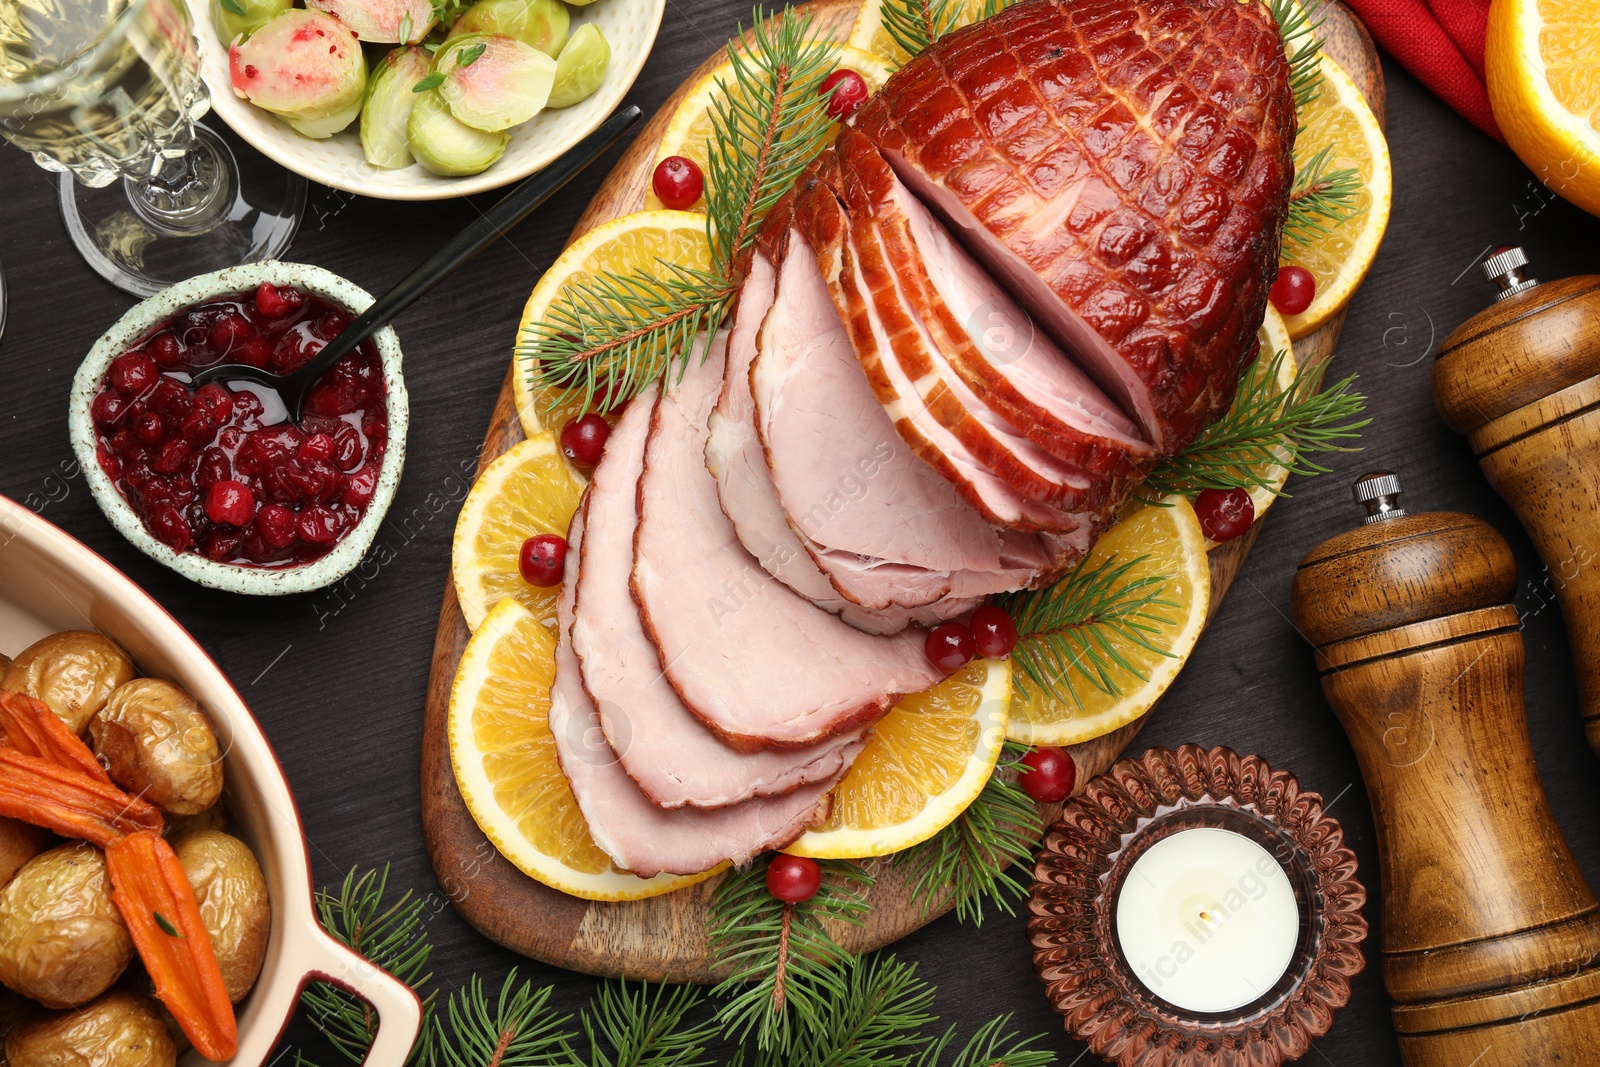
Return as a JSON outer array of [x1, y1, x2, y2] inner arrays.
[[191, 105, 642, 420]]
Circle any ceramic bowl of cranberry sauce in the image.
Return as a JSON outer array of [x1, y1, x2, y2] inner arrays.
[[68, 262, 409, 595]]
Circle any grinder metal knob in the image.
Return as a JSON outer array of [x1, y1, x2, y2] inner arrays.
[[1352, 470, 1404, 523], [1480, 245, 1540, 301]]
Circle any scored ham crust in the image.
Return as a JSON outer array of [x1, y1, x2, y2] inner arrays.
[[852, 0, 1296, 454]]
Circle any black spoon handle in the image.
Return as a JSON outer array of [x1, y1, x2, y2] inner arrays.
[[293, 105, 644, 386]]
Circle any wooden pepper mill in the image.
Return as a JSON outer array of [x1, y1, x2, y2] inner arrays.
[[1434, 249, 1600, 754], [1291, 471, 1600, 1066]]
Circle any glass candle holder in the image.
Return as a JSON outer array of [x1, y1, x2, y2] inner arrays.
[[1028, 744, 1367, 1067]]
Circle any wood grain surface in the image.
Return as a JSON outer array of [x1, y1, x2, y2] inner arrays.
[[5, 0, 1599, 1058], [418, 0, 1386, 982]]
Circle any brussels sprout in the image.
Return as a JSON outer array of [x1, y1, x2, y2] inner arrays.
[[434, 33, 553, 132], [407, 90, 510, 175], [361, 45, 431, 168], [446, 0, 568, 56], [547, 22, 608, 108], [210, 0, 291, 45], [229, 9, 369, 139], [305, 0, 437, 42]]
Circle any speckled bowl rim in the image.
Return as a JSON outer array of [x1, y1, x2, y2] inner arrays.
[[68, 261, 409, 596]]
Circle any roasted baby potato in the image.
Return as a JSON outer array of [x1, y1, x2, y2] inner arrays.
[[163, 803, 226, 845], [176, 831, 270, 1002], [0, 845, 132, 1009], [92, 679, 223, 816], [2, 632, 135, 734], [0, 819, 50, 889], [6, 989, 175, 1067]]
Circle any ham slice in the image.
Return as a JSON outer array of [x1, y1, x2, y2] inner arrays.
[[632, 331, 946, 748], [549, 509, 835, 877], [852, 0, 1295, 453], [572, 383, 863, 809]]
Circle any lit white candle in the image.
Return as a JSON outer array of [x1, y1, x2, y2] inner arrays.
[[1115, 827, 1301, 1013]]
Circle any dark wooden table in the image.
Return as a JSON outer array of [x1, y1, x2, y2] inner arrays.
[[3, 10, 1599, 1061]]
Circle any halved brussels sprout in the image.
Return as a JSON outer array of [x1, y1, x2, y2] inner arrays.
[[547, 22, 608, 108], [407, 90, 510, 175], [362, 45, 432, 168], [305, 0, 436, 42], [435, 33, 554, 132], [229, 9, 369, 139], [446, 0, 568, 56], [210, 0, 291, 45]]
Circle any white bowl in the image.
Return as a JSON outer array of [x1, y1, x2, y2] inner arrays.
[[0, 497, 422, 1066], [192, 0, 664, 201], [68, 261, 409, 596]]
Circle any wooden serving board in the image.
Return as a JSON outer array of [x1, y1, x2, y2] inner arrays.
[[420, 1, 1385, 983]]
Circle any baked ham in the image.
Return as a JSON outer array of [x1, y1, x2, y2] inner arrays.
[[632, 330, 945, 749], [851, 0, 1296, 453], [572, 383, 863, 809], [549, 510, 838, 877]]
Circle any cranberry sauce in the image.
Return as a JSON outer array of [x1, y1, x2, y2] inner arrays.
[[91, 282, 388, 569]]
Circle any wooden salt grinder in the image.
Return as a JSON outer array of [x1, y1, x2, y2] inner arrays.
[[1434, 248, 1600, 754], [1290, 472, 1600, 1066]]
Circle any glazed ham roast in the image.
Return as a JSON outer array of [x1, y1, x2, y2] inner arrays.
[[546, 0, 1293, 875]]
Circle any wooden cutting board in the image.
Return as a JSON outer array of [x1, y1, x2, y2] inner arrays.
[[420, 1, 1385, 983]]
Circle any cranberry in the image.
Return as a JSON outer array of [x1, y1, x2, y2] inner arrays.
[[193, 383, 234, 424], [305, 380, 360, 417], [150, 438, 191, 475], [518, 534, 567, 586], [233, 337, 272, 369], [1270, 265, 1316, 316], [201, 528, 244, 562], [925, 621, 975, 672], [91, 392, 127, 427], [332, 425, 364, 471], [196, 448, 230, 491], [217, 427, 245, 452], [109, 429, 143, 461], [342, 464, 378, 509], [204, 480, 255, 527], [651, 155, 704, 210], [560, 414, 610, 468], [296, 505, 341, 545], [231, 390, 265, 425], [96, 445, 120, 481], [145, 503, 193, 551], [1019, 747, 1076, 803], [132, 412, 165, 446], [167, 476, 195, 507], [148, 333, 184, 369], [209, 312, 255, 352], [254, 281, 303, 318], [257, 504, 298, 548], [1194, 487, 1254, 542], [315, 311, 352, 340], [765, 854, 822, 903], [108, 352, 159, 396], [179, 409, 218, 448], [298, 433, 335, 465], [969, 605, 1019, 658], [149, 378, 191, 418], [820, 68, 869, 119]]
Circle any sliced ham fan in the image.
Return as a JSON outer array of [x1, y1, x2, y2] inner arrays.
[[572, 384, 863, 809], [632, 331, 946, 748], [851, 0, 1296, 453], [550, 506, 838, 877]]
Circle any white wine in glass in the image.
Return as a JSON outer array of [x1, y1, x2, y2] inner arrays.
[[0, 0, 304, 296]]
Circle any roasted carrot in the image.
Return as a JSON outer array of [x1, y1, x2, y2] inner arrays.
[[106, 831, 238, 1061], [0, 690, 112, 784], [0, 748, 163, 847]]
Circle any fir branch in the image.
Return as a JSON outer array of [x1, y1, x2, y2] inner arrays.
[[575, 981, 717, 1067], [1000, 553, 1181, 707], [299, 865, 436, 1066], [520, 9, 839, 416], [1144, 348, 1368, 497], [881, 0, 965, 62], [708, 857, 875, 1053], [1268, 0, 1325, 110], [916, 1014, 1056, 1067], [896, 743, 1042, 925], [1282, 144, 1363, 252], [755, 953, 940, 1067], [433, 971, 572, 1067]]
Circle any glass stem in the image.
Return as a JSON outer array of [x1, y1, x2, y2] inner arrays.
[[124, 131, 232, 237]]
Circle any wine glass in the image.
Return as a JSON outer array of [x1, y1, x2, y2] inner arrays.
[[0, 0, 305, 297]]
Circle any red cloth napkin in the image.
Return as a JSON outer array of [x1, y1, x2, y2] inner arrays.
[[1341, 0, 1505, 142]]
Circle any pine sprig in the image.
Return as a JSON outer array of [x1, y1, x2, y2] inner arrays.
[[1282, 144, 1363, 252], [1268, 0, 1325, 110], [748, 953, 939, 1067], [897, 742, 1042, 925], [881, 0, 965, 63], [917, 1014, 1057, 1067], [299, 865, 436, 1066], [575, 981, 717, 1067], [1144, 348, 1368, 497], [520, 9, 839, 416], [433, 972, 571, 1067], [1000, 553, 1181, 707], [708, 857, 875, 1053]]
